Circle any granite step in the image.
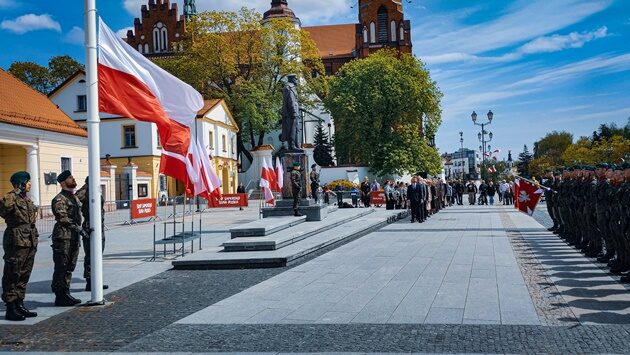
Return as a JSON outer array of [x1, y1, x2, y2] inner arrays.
[[230, 216, 306, 239]]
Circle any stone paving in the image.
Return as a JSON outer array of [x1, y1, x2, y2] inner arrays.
[[3, 202, 630, 353]]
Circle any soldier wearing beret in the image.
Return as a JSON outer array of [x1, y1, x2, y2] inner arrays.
[[0, 171, 39, 321], [291, 161, 303, 216], [75, 176, 108, 292], [50, 170, 83, 306]]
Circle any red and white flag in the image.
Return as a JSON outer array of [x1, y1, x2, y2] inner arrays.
[[517, 180, 543, 216], [275, 157, 284, 191], [487, 166, 497, 173], [266, 157, 278, 192], [260, 159, 275, 205], [97, 19, 221, 198], [514, 179, 520, 209]]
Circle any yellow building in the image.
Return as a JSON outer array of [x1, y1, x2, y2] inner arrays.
[[0, 69, 89, 206]]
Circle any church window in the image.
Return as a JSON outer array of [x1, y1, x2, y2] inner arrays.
[[153, 22, 168, 52], [369, 22, 376, 43], [161, 28, 168, 51], [363, 26, 368, 43], [377, 6, 388, 43], [153, 28, 160, 52], [400, 23, 405, 41], [391, 21, 397, 42], [137, 44, 143, 53], [144, 43, 149, 53]]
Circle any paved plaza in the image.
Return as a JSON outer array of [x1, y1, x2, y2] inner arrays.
[[2, 203, 630, 353]]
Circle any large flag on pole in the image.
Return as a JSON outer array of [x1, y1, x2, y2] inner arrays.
[[517, 180, 543, 216], [260, 159, 275, 205], [97, 18, 221, 198], [275, 157, 284, 191], [266, 157, 278, 192]]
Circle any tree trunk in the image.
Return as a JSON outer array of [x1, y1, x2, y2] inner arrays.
[[257, 131, 265, 147], [237, 133, 252, 165]]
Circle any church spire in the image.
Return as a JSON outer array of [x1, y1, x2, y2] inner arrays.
[[263, 0, 299, 22], [184, 0, 197, 20]]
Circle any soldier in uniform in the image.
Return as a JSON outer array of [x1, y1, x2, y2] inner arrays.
[[309, 164, 320, 202], [0, 172, 39, 321], [291, 162, 303, 217], [75, 176, 108, 291], [543, 171, 558, 231], [619, 163, 630, 282], [51, 170, 83, 306]]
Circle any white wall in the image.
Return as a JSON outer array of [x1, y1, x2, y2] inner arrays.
[[99, 119, 157, 158], [50, 73, 117, 121]]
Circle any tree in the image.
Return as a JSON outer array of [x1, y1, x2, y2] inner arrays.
[[313, 123, 334, 166], [154, 8, 326, 164], [324, 49, 442, 176], [8, 55, 84, 94], [516, 145, 533, 177]]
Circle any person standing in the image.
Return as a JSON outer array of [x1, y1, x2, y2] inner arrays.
[[291, 162, 303, 217], [309, 164, 320, 202], [237, 182, 246, 210], [407, 177, 422, 222], [478, 180, 489, 205], [487, 181, 496, 205], [360, 176, 371, 208], [466, 180, 477, 205], [51, 170, 83, 306], [0, 172, 39, 321], [75, 176, 109, 292], [543, 172, 558, 231], [455, 180, 464, 205]]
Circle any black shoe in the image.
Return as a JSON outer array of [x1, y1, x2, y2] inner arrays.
[[65, 292, 81, 305], [4, 302, 26, 321], [294, 212, 303, 217], [54, 293, 75, 307], [410, 219, 416, 223], [85, 280, 109, 292], [16, 300, 37, 318]]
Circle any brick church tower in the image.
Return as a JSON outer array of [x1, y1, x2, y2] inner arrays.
[[355, 0, 412, 58], [125, 0, 187, 56]]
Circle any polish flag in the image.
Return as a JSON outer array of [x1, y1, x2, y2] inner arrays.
[[514, 179, 520, 209], [97, 19, 221, 198], [487, 166, 496, 173], [266, 157, 278, 192], [260, 159, 275, 205], [275, 157, 284, 191], [517, 180, 543, 216]]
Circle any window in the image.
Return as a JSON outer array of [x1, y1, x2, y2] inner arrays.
[[76, 95, 87, 112], [122, 125, 137, 148], [144, 43, 149, 53], [153, 22, 168, 53], [377, 6, 388, 43], [137, 44, 143, 53], [231, 137, 235, 155], [138, 184, 148, 198], [391, 21, 397, 41], [156, 131, 161, 148], [369, 22, 376, 43], [222, 134, 227, 152], [60, 157, 71, 171], [363, 26, 368, 43], [400, 23, 405, 41], [208, 131, 214, 149], [159, 175, 167, 191]]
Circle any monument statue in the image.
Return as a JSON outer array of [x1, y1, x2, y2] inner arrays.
[[280, 74, 301, 150]]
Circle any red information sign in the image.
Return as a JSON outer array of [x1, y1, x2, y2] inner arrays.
[[370, 191, 386, 205], [130, 198, 156, 220], [208, 193, 249, 208]]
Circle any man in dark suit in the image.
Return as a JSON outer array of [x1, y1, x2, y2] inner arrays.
[[407, 177, 422, 223]]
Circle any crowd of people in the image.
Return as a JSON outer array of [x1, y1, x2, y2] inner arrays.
[[544, 163, 630, 281]]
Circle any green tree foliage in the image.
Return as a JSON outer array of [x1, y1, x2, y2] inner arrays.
[[313, 123, 334, 166], [516, 145, 533, 177], [153, 8, 326, 163], [529, 131, 573, 176], [8, 55, 84, 94], [324, 50, 443, 176]]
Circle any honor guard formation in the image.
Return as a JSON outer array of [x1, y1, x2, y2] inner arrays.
[[544, 163, 630, 282]]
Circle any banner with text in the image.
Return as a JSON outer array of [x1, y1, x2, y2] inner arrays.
[[208, 193, 249, 208], [370, 191, 386, 205], [131, 198, 157, 220]]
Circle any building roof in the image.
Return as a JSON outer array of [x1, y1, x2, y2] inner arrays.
[[197, 99, 239, 132], [47, 70, 85, 98], [304, 24, 357, 59], [0, 69, 87, 137], [197, 99, 223, 116]]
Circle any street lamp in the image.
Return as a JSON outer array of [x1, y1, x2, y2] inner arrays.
[[472, 110, 494, 181], [459, 132, 464, 179]]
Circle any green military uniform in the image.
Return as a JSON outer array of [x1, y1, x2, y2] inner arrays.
[[75, 181, 105, 286], [309, 165, 320, 202], [51, 186, 82, 299], [291, 163, 302, 216], [1, 171, 39, 321]]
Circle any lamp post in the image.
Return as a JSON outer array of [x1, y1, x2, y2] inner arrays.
[[459, 131, 464, 179], [472, 110, 494, 181]]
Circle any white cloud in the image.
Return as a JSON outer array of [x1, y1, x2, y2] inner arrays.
[[0, 0, 18, 8], [123, 0, 354, 25], [116, 27, 134, 39], [519, 26, 608, 54], [415, 0, 611, 57], [63, 26, 84, 45], [1, 13, 61, 34]]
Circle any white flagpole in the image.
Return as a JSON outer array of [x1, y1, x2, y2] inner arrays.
[[84, 0, 104, 304]]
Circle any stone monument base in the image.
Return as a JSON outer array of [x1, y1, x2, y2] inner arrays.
[[262, 199, 328, 221]]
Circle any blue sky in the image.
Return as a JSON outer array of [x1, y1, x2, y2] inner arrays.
[[1, 0, 629, 159]]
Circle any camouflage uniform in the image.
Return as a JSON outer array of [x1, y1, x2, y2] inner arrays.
[[75, 183, 105, 280], [50, 190, 82, 293], [0, 189, 38, 304], [291, 168, 302, 215]]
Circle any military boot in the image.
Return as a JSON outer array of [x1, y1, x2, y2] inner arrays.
[[65, 292, 81, 305], [16, 300, 37, 318], [4, 301, 26, 321], [54, 292, 75, 307]]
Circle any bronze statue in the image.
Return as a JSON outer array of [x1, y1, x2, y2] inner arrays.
[[280, 75, 301, 150]]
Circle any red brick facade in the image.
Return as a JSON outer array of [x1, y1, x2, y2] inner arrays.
[[355, 0, 412, 58], [125, 0, 186, 56]]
